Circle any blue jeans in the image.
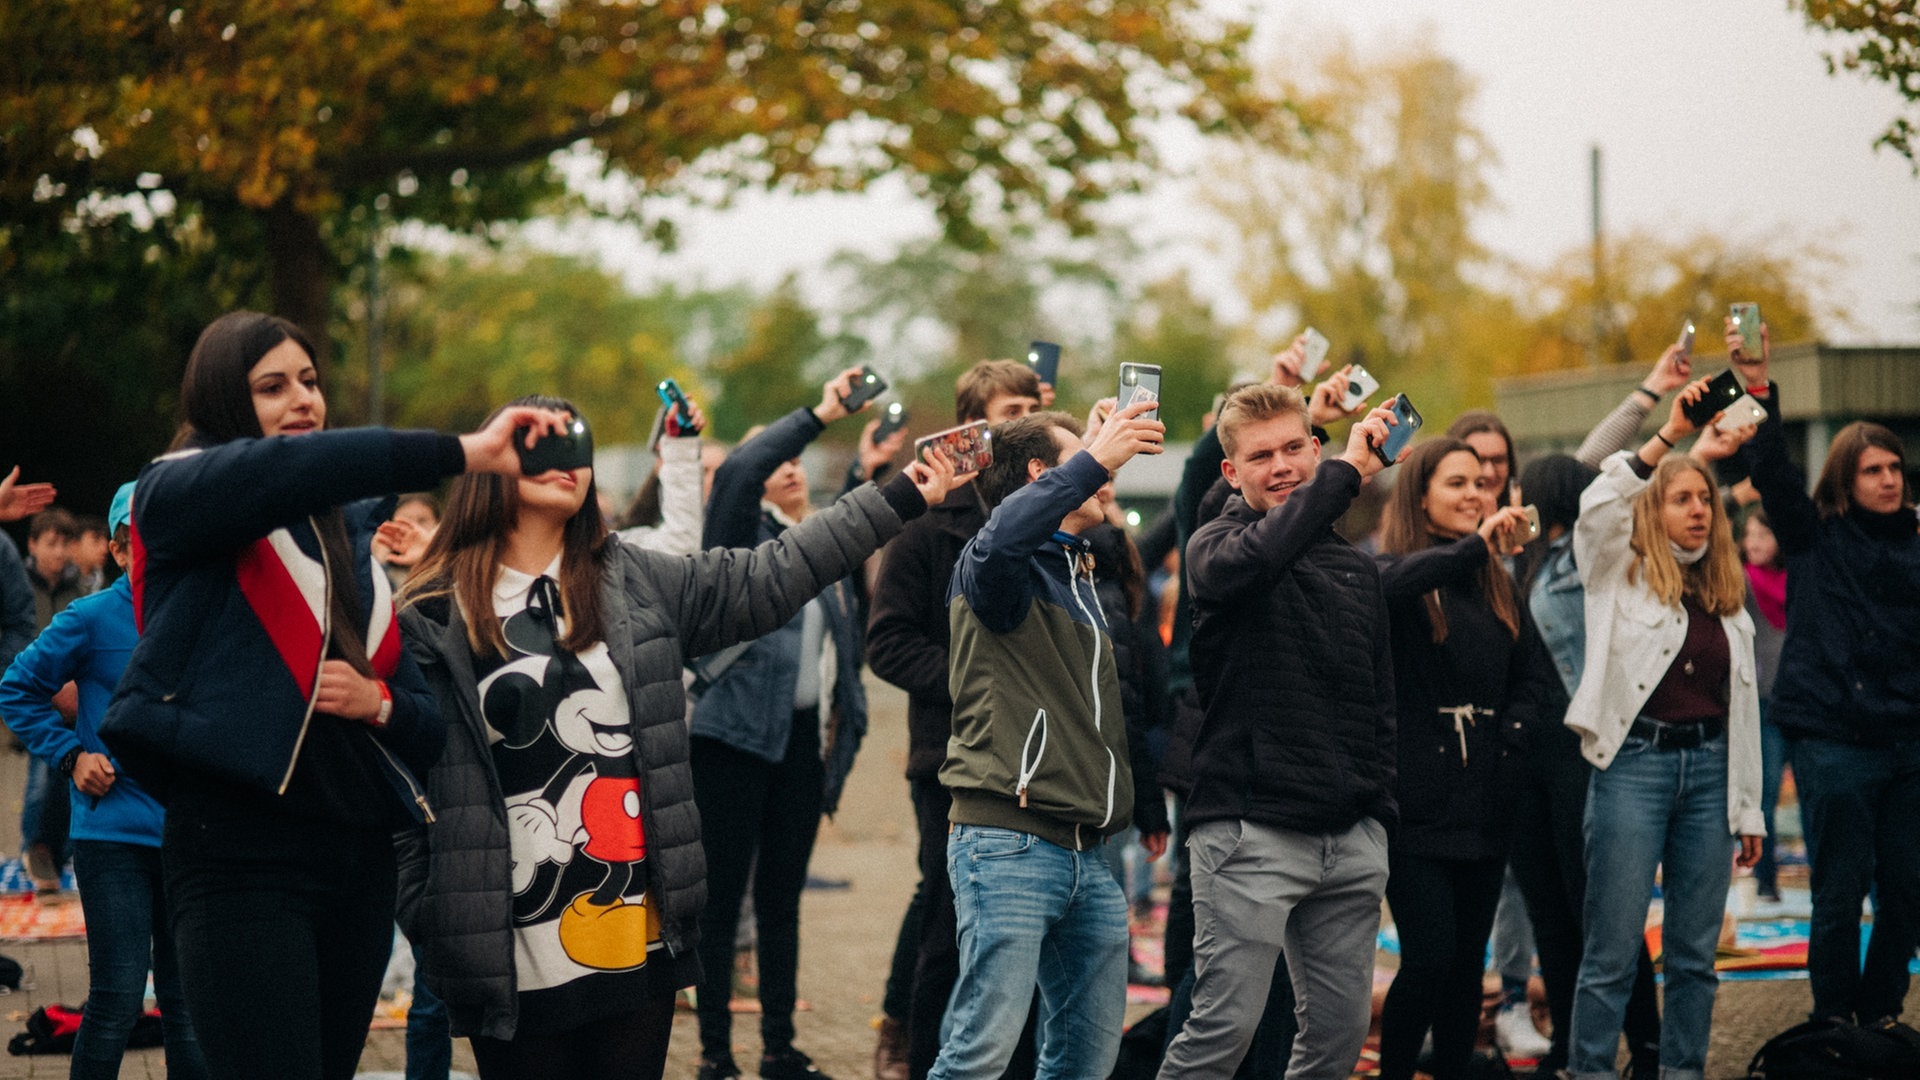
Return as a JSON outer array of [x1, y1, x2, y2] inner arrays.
[[929, 825, 1129, 1080], [1753, 705, 1787, 894], [405, 938, 451, 1080], [1568, 734, 1733, 1080], [1790, 735, 1920, 1023], [70, 839, 207, 1080]]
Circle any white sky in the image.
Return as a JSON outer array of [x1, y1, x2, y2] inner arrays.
[[541, 0, 1920, 346]]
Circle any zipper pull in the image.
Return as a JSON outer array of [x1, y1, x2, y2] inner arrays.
[[417, 795, 437, 824], [1017, 783, 1029, 809]]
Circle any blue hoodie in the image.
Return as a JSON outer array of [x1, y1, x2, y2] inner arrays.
[[0, 577, 165, 846]]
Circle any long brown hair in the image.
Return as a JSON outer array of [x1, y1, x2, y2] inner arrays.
[[1380, 438, 1520, 644], [1626, 454, 1745, 616], [1814, 421, 1910, 518], [398, 396, 610, 657]]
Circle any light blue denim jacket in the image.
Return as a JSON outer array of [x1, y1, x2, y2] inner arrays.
[[1529, 535, 1586, 699]]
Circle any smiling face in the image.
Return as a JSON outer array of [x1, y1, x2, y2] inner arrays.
[[1461, 430, 1511, 495], [1853, 445, 1907, 515], [248, 338, 326, 437], [1661, 465, 1715, 550], [1422, 450, 1489, 539], [1222, 414, 1320, 513]]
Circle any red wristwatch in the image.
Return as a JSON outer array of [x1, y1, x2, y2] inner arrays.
[[371, 680, 393, 729]]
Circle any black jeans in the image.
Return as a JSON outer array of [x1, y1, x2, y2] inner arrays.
[[163, 796, 396, 1080], [470, 989, 677, 1080], [882, 798, 927, 1022], [692, 713, 827, 1059], [1380, 852, 1506, 1080], [72, 839, 207, 1080], [1507, 730, 1660, 1070]]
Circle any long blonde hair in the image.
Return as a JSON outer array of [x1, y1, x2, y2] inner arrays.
[[1626, 454, 1744, 616]]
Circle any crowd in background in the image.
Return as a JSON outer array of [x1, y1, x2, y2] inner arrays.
[[0, 306, 1914, 1080]]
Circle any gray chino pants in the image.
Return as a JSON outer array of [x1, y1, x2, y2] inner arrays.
[[1159, 816, 1389, 1080]]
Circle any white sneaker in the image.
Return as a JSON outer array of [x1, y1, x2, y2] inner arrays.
[[1495, 1001, 1553, 1059]]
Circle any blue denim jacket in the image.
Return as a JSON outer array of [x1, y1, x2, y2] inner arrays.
[[1529, 536, 1586, 699]]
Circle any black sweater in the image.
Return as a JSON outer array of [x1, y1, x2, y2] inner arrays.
[[1184, 459, 1397, 836], [1376, 534, 1558, 860]]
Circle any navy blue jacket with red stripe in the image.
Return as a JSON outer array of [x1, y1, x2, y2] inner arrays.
[[100, 428, 461, 820]]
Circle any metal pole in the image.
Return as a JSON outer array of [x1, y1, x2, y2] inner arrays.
[[1590, 144, 1604, 368]]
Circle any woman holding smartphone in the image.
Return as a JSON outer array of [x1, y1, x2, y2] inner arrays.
[[1372, 438, 1556, 1080], [1563, 381, 1763, 1080], [392, 394, 953, 1079], [97, 311, 575, 1080]]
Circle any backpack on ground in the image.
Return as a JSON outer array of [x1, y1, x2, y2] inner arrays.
[[7, 1002, 82, 1056], [1746, 1017, 1920, 1079]]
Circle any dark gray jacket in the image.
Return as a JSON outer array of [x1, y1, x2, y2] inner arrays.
[[394, 478, 924, 1040]]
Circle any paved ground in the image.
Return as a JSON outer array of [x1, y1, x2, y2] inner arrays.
[[0, 682, 1911, 1077]]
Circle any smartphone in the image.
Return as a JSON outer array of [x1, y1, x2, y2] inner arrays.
[[1118, 363, 1162, 422], [1521, 504, 1542, 542], [915, 420, 993, 474], [1720, 393, 1770, 430], [1682, 368, 1746, 428], [517, 414, 594, 474], [1342, 364, 1381, 411], [840, 366, 889, 411], [1730, 303, 1762, 356], [1026, 341, 1061, 387], [1300, 327, 1331, 383], [655, 378, 701, 436], [1373, 393, 1423, 467], [873, 401, 909, 442], [1677, 320, 1696, 356]]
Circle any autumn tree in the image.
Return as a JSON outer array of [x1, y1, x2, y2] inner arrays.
[[3, 0, 1273, 359], [1110, 273, 1235, 441], [1793, 1, 1920, 167]]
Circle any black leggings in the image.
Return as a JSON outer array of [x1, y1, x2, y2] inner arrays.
[[692, 712, 826, 1059], [163, 797, 396, 1080], [470, 990, 677, 1080], [1380, 852, 1506, 1080]]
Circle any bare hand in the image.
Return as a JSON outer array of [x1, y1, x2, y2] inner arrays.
[[72, 752, 116, 798], [51, 682, 78, 722], [0, 467, 56, 523], [374, 518, 433, 568], [1663, 376, 1717, 441], [902, 448, 963, 508], [1309, 366, 1367, 427], [315, 660, 384, 723], [1725, 317, 1770, 387], [1269, 334, 1309, 388], [1478, 505, 1530, 558], [1340, 403, 1400, 480], [1038, 382, 1056, 409], [459, 406, 578, 476], [1085, 397, 1119, 442], [1646, 344, 1692, 395], [1139, 830, 1170, 862], [1083, 398, 1165, 473], [859, 418, 908, 475], [1735, 835, 1763, 869], [814, 366, 871, 425], [1692, 421, 1758, 463], [665, 400, 707, 439]]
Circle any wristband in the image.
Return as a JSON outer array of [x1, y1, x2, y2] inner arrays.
[[1653, 430, 1675, 449], [1635, 386, 1660, 404], [56, 747, 81, 777], [371, 680, 393, 729]]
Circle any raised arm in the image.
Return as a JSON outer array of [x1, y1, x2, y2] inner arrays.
[[633, 435, 707, 557], [1375, 533, 1494, 603], [0, 536, 35, 670], [1575, 345, 1691, 468], [954, 453, 1111, 634]]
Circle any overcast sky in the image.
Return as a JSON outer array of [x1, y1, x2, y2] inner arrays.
[[544, 0, 1920, 346]]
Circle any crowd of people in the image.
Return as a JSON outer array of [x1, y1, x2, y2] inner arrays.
[[0, 306, 1912, 1080]]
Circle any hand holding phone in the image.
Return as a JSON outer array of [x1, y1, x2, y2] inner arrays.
[[915, 421, 993, 475], [1729, 303, 1762, 360], [656, 379, 703, 437], [1342, 364, 1381, 411], [1371, 393, 1422, 467], [516, 414, 594, 474], [1027, 341, 1061, 389], [1118, 363, 1162, 423], [840, 365, 889, 412], [1681, 369, 1746, 429], [873, 402, 909, 442], [1299, 328, 1331, 383]]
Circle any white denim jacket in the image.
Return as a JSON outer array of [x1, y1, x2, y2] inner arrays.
[[1565, 451, 1765, 836]]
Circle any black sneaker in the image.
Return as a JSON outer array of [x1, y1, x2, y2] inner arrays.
[[760, 1047, 832, 1080], [697, 1055, 742, 1080]]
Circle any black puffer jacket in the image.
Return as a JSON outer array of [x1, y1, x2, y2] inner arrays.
[[1183, 459, 1398, 835], [394, 478, 925, 1040]]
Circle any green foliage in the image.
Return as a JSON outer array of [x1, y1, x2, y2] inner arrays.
[[1111, 274, 1235, 441], [706, 278, 866, 443], [1794, 1, 1920, 166]]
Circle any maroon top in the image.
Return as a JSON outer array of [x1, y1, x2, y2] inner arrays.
[[1641, 595, 1731, 725]]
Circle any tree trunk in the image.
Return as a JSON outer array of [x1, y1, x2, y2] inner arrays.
[[262, 199, 333, 363]]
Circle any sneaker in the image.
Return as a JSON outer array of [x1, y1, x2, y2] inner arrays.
[[696, 1055, 741, 1080], [761, 1047, 832, 1080], [872, 1016, 908, 1080], [1495, 1000, 1553, 1059]]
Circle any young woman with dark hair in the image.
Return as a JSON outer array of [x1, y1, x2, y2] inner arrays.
[[1372, 437, 1558, 1080], [393, 393, 954, 1080], [1729, 322, 1920, 1029], [97, 310, 577, 1080], [1563, 379, 1764, 1080]]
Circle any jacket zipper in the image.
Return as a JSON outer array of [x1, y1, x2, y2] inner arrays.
[[279, 515, 331, 796], [1062, 546, 1117, 829], [364, 728, 437, 823], [1016, 709, 1049, 808]]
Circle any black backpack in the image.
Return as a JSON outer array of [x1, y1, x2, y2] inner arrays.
[[1746, 1017, 1920, 1079]]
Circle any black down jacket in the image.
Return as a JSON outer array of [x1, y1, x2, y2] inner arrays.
[[394, 478, 924, 1040]]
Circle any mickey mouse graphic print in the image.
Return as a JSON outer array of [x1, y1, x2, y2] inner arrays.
[[476, 559, 665, 1013]]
